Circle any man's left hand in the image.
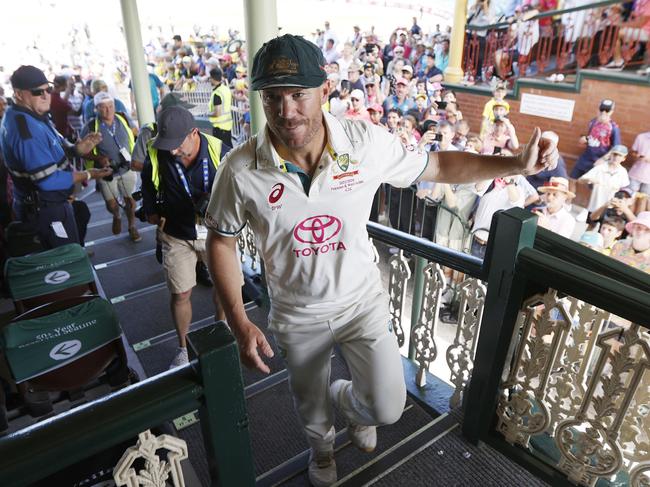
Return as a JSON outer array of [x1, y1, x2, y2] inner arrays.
[[518, 128, 559, 175], [76, 132, 103, 156]]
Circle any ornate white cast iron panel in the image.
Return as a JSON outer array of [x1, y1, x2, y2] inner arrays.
[[114, 430, 188, 487]]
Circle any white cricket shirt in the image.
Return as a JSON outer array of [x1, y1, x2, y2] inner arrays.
[[206, 110, 428, 323]]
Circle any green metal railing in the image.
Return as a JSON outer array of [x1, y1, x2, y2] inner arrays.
[[0, 323, 255, 487]]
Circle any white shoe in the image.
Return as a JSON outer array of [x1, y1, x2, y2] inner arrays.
[[599, 60, 624, 71], [330, 380, 377, 453], [169, 347, 189, 369], [308, 448, 337, 487]]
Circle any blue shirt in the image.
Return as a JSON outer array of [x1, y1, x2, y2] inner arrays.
[[0, 105, 73, 214], [383, 96, 416, 116]]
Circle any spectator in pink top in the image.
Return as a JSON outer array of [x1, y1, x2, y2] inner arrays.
[[629, 130, 650, 194], [345, 89, 371, 121]]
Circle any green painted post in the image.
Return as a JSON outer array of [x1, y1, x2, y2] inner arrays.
[[408, 255, 427, 360], [462, 208, 537, 444], [187, 323, 255, 486]]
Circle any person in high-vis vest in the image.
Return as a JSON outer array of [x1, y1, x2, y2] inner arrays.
[[141, 106, 234, 368], [81, 92, 141, 242], [207, 67, 233, 147]]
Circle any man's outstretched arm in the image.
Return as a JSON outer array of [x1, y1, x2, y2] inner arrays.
[[418, 128, 559, 184], [206, 229, 274, 374]]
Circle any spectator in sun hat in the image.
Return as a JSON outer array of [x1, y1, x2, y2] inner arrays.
[[610, 211, 650, 273], [579, 144, 630, 212], [534, 177, 577, 238], [571, 99, 621, 178], [347, 62, 365, 92]]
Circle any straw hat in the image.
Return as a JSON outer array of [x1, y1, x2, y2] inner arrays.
[[538, 177, 576, 198]]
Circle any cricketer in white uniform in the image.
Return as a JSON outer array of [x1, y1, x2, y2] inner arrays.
[[204, 34, 559, 487]]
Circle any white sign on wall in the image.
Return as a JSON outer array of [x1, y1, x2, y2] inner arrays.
[[519, 93, 575, 122]]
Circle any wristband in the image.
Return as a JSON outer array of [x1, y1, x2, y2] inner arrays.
[[85, 171, 92, 181]]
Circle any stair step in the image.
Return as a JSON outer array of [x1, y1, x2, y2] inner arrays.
[[371, 422, 550, 487], [275, 401, 438, 487]]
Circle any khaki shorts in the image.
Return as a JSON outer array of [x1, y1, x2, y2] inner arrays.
[[97, 170, 137, 203], [160, 230, 244, 294]]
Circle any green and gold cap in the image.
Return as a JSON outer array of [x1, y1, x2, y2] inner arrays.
[[251, 34, 327, 90]]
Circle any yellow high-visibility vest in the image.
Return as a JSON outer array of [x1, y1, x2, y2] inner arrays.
[[208, 83, 233, 131], [147, 133, 222, 192], [85, 113, 134, 169]]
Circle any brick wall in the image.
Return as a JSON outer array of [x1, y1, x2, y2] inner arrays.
[[455, 78, 650, 172]]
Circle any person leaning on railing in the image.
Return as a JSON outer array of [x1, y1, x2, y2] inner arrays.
[[203, 34, 560, 487]]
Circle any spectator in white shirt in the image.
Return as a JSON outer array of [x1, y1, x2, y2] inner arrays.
[[322, 38, 340, 64], [579, 145, 631, 212], [534, 177, 577, 239], [471, 169, 538, 258]]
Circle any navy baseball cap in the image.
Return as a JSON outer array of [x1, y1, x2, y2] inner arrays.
[[251, 34, 327, 90], [10, 65, 50, 90], [153, 106, 196, 151]]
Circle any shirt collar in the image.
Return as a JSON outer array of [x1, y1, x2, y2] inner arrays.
[[255, 109, 354, 170], [11, 103, 49, 123]]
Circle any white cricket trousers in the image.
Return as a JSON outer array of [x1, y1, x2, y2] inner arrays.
[[268, 293, 407, 451]]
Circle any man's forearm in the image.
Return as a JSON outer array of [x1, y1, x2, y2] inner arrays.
[[421, 151, 522, 184], [206, 231, 248, 326]]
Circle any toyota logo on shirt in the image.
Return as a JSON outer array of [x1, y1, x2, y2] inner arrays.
[[293, 215, 342, 244]]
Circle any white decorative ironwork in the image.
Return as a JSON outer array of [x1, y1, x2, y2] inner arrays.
[[630, 462, 650, 487], [411, 262, 446, 387], [545, 298, 610, 434], [555, 325, 650, 486], [387, 250, 411, 347], [496, 290, 572, 447], [113, 430, 189, 487], [445, 278, 486, 408]]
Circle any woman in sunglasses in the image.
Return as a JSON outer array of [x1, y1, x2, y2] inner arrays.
[[1, 65, 111, 249]]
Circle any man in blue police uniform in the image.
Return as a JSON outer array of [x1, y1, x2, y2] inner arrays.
[[0, 65, 112, 249], [141, 106, 232, 368]]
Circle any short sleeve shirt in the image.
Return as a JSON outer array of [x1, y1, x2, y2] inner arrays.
[[206, 111, 427, 322]]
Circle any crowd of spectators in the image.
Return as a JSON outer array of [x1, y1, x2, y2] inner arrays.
[[0, 18, 648, 283], [311, 17, 649, 277]]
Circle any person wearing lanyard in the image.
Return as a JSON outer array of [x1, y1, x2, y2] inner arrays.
[[141, 106, 235, 368], [204, 34, 560, 487], [81, 92, 141, 242], [0, 65, 112, 249]]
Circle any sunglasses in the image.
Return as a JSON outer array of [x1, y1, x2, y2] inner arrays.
[[30, 86, 53, 96]]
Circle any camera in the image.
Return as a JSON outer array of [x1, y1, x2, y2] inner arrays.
[[437, 101, 447, 110], [135, 206, 147, 222], [194, 193, 210, 218], [131, 190, 143, 201], [432, 133, 443, 142]]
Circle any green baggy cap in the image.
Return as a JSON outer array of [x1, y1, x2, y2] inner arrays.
[[251, 34, 327, 91]]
